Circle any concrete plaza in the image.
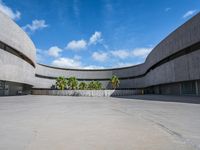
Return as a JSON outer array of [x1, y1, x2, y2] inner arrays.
[[0, 95, 199, 150]]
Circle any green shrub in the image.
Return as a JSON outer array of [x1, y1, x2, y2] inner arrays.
[[67, 76, 78, 90], [56, 76, 103, 90], [88, 81, 102, 90], [95, 81, 102, 90], [79, 82, 88, 90], [55, 76, 67, 90], [87, 81, 95, 90]]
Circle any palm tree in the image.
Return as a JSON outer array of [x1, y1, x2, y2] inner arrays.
[[67, 76, 78, 90], [95, 81, 102, 90], [110, 75, 120, 89], [55, 76, 67, 90], [79, 82, 87, 90]]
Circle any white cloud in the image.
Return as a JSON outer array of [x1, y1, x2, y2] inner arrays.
[[83, 65, 105, 69], [89, 31, 103, 45], [51, 56, 105, 69], [132, 47, 152, 58], [48, 46, 62, 58], [110, 47, 153, 59], [36, 46, 62, 63], [66, 39, 87, 50], [64, 31, 103, 51], [48, 46, 152, 69], [0, 0, 21, 20], [92, 51, 108, 62], [183, 10, 197, 18], [110, 50, 129, 59], [23, 19, 48, 32], [52, 57, 82, 68], [50, 54, 143, 69]]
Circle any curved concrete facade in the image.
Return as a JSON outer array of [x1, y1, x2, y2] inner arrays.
[[0, 12, 36, 95], [0, 10, 200, 96], [0, 12, 36, 65]]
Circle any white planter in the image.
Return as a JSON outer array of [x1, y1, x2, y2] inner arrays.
[[32, 90, 142, 97]]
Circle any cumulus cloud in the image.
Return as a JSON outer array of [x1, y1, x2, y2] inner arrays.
[[47, 46, 152, 69], [92, 51, 108, 62], [110, 47, 153, 59], [132, 47, 152, 58], [91, 47, 152, 64], [52, 57, 82, 68], [89, 31, 103, 45], [183, 10, 197, 18], [0, 0, 21, 20], [48, 46, 62, 58], [50, 53, 144, 69], [110, 50, 129, 59], [65, 31, 103, 51], [36, 46, 62, 63], [66, 39, 87, 50], [23, 19, 48, 32], [51, 56, 105, 69]]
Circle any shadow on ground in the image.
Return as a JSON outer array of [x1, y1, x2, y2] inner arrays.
[[114, 94, 200, 104]]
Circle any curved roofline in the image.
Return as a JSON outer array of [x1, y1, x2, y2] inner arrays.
[[37, 63, 143, 71]]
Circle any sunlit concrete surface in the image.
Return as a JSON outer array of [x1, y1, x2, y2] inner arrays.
[[0, 95, 200, 150]]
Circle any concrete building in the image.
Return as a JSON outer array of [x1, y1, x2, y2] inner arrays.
[[0, 11, 200, 96]]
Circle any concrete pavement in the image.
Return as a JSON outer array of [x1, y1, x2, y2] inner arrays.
[[0, 95, 199, 150]]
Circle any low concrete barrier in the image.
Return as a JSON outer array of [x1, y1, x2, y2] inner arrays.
[[32, 90, 142, 97]]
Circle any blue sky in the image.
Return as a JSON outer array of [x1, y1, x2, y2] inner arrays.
[[0, 0, 199, 69]]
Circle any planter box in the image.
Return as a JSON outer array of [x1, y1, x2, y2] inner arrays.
[[32, 90, 142, 97]]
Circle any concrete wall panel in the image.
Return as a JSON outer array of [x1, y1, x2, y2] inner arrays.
[[0, 49, 35, 85], [174, 55, 189, 82], [0, 12, 36, 65], [188, 50, 200, 80]]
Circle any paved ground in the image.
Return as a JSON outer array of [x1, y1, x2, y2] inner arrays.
[[0, 95, 200, 150]]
